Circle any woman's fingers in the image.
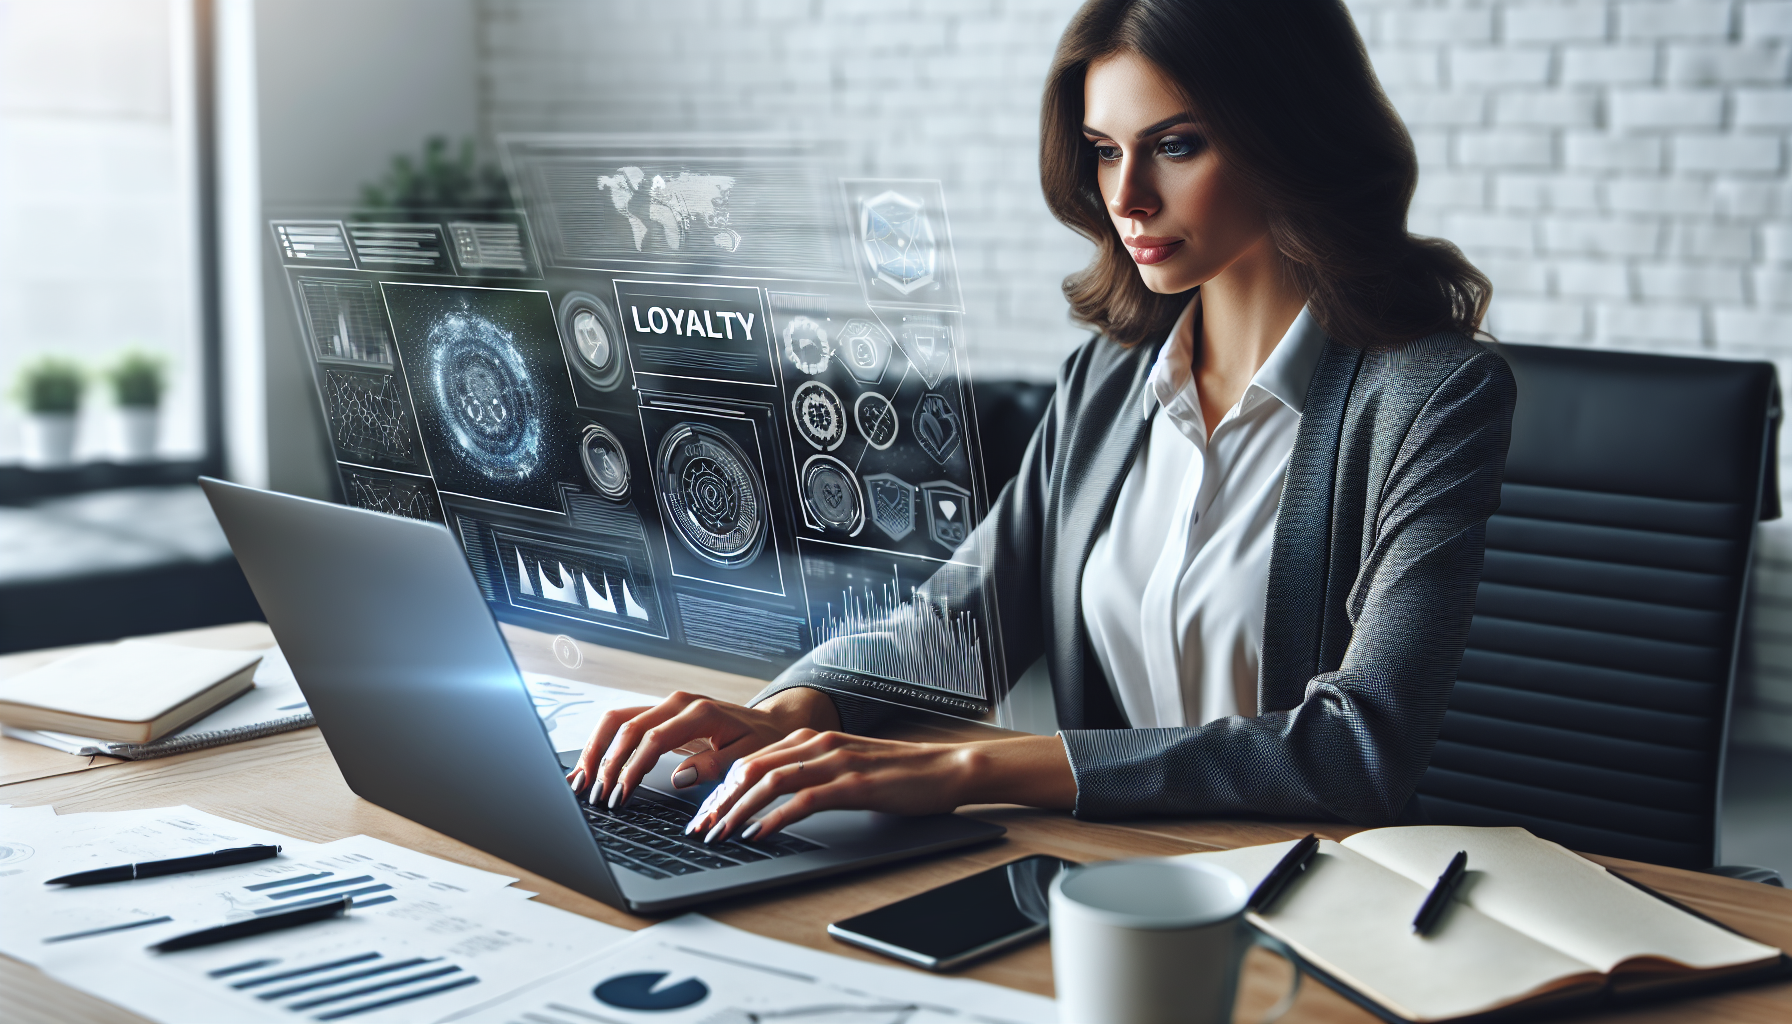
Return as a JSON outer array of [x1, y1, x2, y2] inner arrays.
[[572, 705, 652, 800], [738, 774, 868, 841], [683, 733, 807, 836], [671, 730, 762, 792], [588, 693, 711, 804], [608, 695, 750, 808], [711, 749, 858, 843], [691, 731, 842, 841]]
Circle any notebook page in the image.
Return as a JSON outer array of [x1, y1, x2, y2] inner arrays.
[[1342, 826, 1779, 974], [1179, 841, 1599, 1022]]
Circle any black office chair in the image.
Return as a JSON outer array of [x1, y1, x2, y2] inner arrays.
[[1415, 343, 1783, 881]]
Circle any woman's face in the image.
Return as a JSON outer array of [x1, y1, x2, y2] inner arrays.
[[1082, 51, 1270, 295]]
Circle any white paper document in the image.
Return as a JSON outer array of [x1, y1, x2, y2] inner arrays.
[[0, 813, 524, 964], [46, 888, 628, 1024], [522, 673, 657, 753], [448, 914, 1057, 1024], [1, 804, 630, 1023]]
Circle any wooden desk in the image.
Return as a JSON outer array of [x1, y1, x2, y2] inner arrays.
[[4, 623, 1790, 1024]]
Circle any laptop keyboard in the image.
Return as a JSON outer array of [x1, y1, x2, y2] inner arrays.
[[580, 788, 822, 879]]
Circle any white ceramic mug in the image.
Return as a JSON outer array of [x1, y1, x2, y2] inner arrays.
[[1050, 858, 1294, 1024]]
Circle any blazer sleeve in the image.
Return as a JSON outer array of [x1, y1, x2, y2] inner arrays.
[[1058, 349, 1515, 825], [746, 387, 1062, 734]]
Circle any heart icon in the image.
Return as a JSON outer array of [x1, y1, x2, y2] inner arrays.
[[939, 500, 958, 520]]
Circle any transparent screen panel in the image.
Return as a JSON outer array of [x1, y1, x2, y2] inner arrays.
[[275, 137, 1004, 723]]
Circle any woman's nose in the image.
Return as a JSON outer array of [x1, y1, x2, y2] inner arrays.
[[1109, 157, 1159, 221]]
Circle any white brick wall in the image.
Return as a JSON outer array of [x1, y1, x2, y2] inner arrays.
[[1355, 0, 1792, 746]]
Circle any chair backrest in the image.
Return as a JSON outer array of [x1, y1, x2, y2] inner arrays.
[[1416, 343, 1780, 869]]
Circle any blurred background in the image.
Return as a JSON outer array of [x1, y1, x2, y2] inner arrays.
[[0, 0, 1787, 865]]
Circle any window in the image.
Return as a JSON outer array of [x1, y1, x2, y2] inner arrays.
[[0, 0, 211, 471]]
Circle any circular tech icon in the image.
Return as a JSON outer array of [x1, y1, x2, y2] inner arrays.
[[428, 314, 542, 481], [801, 455, 864, 534], [551, 634, 584, 669], [556, 292, 625, 391], [791, 380, 847, 451], [853, 391, 898, 450], [781, 314, 832, 375], [655, 422, 768, 569], [579, 423, 631, 501]]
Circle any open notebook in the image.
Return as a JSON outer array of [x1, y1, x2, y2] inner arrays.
[[1184, 827, 1783, 1023]]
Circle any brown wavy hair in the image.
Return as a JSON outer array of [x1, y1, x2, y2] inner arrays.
[[1041, 0, 1491, 349]]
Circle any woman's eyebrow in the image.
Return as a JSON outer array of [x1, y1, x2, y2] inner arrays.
[[1080, 114, 1197, 140], [1136, 113, 1195, 138]]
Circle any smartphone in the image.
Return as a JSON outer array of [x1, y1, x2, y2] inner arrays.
[[826, 854, 1077, 971]]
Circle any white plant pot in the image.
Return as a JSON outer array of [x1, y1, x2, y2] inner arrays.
[[117, 406, 160, 462], [24, 412, 78, 468]]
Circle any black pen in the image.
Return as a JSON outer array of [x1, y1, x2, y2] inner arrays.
[[1247, 833, 1319, 913], [46, 845, 281, 887], [149, 896, 351, 953], [1412, 850, 1468, 935]]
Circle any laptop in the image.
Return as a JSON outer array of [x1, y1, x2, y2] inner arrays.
[[200, 477, 1003, 914]]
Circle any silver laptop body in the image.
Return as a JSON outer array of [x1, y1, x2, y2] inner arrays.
[[200, 477, 1003, 914]]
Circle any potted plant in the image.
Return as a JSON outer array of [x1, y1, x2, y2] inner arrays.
[[106, 350, 166, 462], [15, 357, 84, 467]]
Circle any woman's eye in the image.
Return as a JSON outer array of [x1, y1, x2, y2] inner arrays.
[[1159, 136, 1202, 158], [1093, 144, 1121, 162]]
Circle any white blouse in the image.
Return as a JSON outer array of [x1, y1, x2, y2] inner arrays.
[[1079, 299, 1327, 729]]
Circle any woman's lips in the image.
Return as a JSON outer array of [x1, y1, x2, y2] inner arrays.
[[1125, 239, 1183, 265]]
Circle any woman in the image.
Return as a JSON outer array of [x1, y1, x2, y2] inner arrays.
[[566, 0, 1513, 843]]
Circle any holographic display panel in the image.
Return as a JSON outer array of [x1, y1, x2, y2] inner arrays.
[[383, 284, 584, 513], [274, 137, 1004, 720]]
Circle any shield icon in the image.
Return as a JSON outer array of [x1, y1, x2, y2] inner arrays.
[[892, 313, 954, 388], [912, 391, 964, 465], [865, 473, 917, 541], [921, 480, 972, 551], [860, 190, 937, 295], [838, 318, 892, 384]]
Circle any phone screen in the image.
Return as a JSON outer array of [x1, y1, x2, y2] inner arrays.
[[828, 854, 1076, 970]]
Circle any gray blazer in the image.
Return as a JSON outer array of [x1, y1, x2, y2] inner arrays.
[[757, 329, 1516, 827]]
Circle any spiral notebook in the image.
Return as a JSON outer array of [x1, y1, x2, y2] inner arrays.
[[1, 646, 312, 759]]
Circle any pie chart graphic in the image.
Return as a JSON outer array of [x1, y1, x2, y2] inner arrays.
[[594, 971, 709, 1011]]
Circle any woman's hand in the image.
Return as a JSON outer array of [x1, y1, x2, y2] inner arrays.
[[685, 731, 1077, 844], [563, 687, 841, 808]]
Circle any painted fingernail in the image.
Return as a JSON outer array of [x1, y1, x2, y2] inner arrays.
[[671, 767, 698, 788], [569, 769, 586, 792], [608, 784, 625, 809], [705, 822, 728, 845], [741, 821, 763, 841], [684, 815, 702, 836], [587, 780, 603, 806]]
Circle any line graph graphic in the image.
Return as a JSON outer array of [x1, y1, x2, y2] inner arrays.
[[324, 370, 418, 467], [810, 560, 986, 700]]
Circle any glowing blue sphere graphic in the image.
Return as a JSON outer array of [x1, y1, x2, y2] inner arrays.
[[428, 311, 543, 482]]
